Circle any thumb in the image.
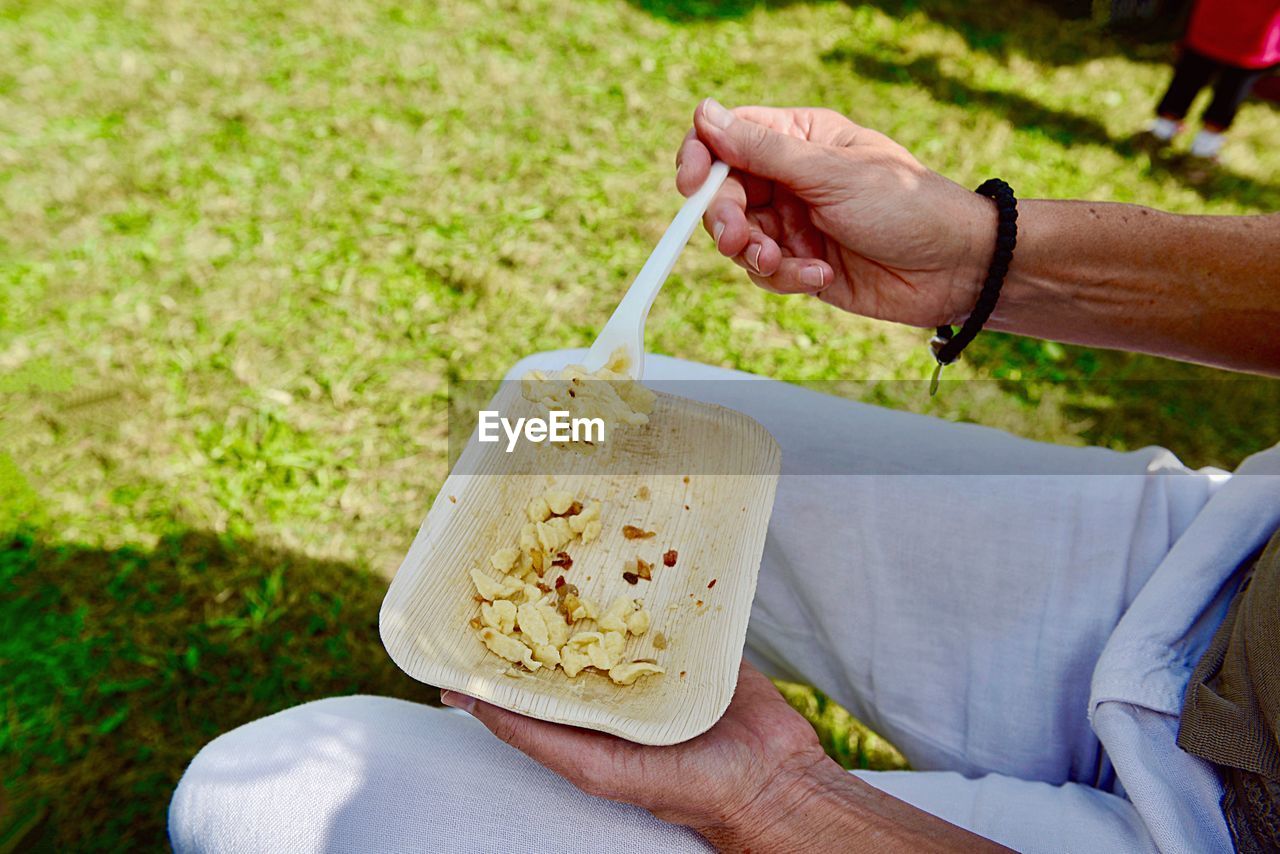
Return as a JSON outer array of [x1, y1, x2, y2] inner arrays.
[[694, 98, 822, 189], [440, 690, 628, 791], [442, 690, 550, 752]]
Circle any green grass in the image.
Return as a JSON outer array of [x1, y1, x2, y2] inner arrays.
[[1, 530, 438, 850], [2, 0, 1278, 848]]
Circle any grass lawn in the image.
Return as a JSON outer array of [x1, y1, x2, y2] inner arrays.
[[2, 0, 1278, 848]]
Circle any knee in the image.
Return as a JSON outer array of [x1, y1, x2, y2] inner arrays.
[[168, 696, 397, 853], [168, 719, 239, 853]]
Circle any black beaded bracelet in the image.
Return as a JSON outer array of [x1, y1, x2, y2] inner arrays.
[[928, 178, 1018, 395]]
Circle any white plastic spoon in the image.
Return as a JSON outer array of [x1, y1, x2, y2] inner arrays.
[[582, 160, 731, 379]]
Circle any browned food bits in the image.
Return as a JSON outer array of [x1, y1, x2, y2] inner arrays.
[[551, 551, 572, 570], [662, 549, 678, 567], [622, 525, 656, 540], [652, 632, 667, 650], [682, 476, 689, 484], [556, 500, 583, 518], [622, 557, 652, 583], [679, 670, 687, 678], [449, 495, 457, 503], [468, 617, 482, 629], [636, 485, 650, 500], [558, 585, 584, 621], [707, 578, 717, 589], [695, 599, 703, 607]]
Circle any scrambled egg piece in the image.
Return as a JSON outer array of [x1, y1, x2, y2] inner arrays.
[[568, 500, 602, 543], [626, 608, 650, 637], [479, 628, 540, 671], [515, 601, 551, 647], [481, 599, 517, 634], [526, 496, 552, 523], [599, 596, 638, 633], [470, 567, 522, 602], [564, 593, 598, 623], [520, 349, 656, 451], [536, 517, 574, 553], [609, 661, 665, 686], [544, 489, 576, 515], [489, 547, 520, 572], [532, 644, 562, 668], [467, 486, 664, 686]]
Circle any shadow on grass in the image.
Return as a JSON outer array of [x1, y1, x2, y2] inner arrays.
[[824, 47, 1280, 197], [1, 524, 907, 853], [968, 334, 1280, 470], [0, 528, 438, 853], [623, 0, 808, 22], [623, 0, 1167, 66], [1140, 149, 1280, 210], [823, 48, 1116, 147]]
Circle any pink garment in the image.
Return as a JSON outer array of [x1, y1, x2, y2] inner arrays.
[[1185, 0, 1280, 69]]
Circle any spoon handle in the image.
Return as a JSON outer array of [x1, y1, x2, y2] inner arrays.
[[586, 161, 731, 377]]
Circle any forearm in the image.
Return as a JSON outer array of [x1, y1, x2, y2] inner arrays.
[[689, 758, 1011, 853], [977, 201, 1280, 376]]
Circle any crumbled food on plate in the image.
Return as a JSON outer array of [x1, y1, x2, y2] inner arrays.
[[663, 549, 678, 567], [622, 525, 656, 540], [520, 348, 655, 451], [621, 556, 654, 585], [468, 486, 664, 685]]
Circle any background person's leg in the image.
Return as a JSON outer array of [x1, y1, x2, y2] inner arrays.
[[1187, 64, 1267, 160], [1154, 48, 1218, 125], [1201, 64, 1268, 130], [169, 696, 711, 854]]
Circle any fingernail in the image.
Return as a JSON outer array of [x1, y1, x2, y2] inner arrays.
[[747, 243, 762, 273], [800, 266, 825, 291], [712, 221, 725, 249], [440, 690, 476, 713], [703, 98, 734, 130]]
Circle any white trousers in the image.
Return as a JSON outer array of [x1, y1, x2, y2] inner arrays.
[[171, 351, 1271, 853]]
